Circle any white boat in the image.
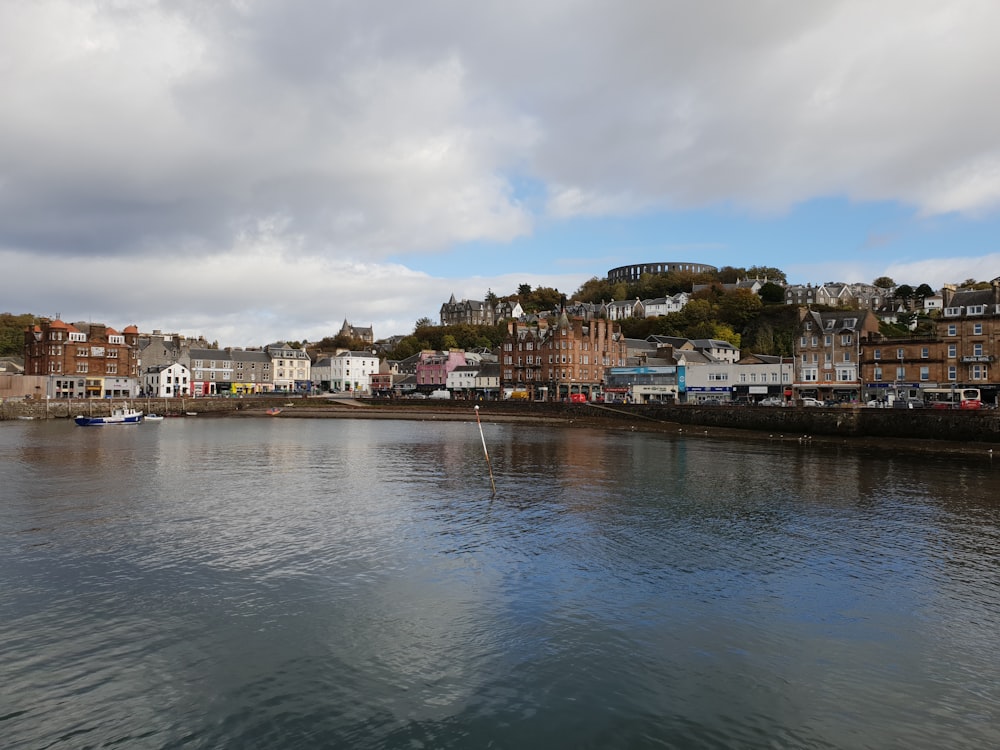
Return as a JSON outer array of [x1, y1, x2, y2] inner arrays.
[[74, 406, 144, 426], [145, 413, 165, 422]]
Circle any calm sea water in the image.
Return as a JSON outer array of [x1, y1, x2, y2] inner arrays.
[[1, 415, 999, 749]]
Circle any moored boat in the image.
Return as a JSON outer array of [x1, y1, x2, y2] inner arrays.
[[145, 413, 164, 422], [75, 406, 144, 426]]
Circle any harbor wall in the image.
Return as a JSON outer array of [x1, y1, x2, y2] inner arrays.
[[4, 396, 1000, 444]]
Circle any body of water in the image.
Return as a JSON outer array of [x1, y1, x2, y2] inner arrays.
[[2, 416, 999, 749]]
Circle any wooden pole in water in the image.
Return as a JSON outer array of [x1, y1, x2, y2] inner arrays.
[[474, 405, 496, 495]]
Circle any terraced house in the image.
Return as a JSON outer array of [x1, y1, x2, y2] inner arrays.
[[23, 319, 140, 398], [793, 309, 880, 403], [502, 313, 627, 401], [937, 281, 1000, 402]]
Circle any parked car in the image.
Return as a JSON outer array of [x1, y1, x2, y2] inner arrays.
[[758, 397, 785, 407], [799, 397, 823, 407]]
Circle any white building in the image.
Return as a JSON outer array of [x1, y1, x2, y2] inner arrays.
[[328, 351, 379, 393], [447, 364, 479, 392], [142, 363, 191, 398], [642, 293, 689, 317]]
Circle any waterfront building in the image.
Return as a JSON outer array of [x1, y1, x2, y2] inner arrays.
[[325, 350, 380, 393], [230, 349, 272, 394], [416, 350, 467, 388], [936, 281, 1000, 402], [501, 314, 627, 401], [858, 337, 946, 403], [446, 364, 479, 395], [142, 363, 191, 398], [23, 319, 141, 398], [606, 362, 684, 403], [189, 348, 233, 396], [730, 354, 795, 403], [792, 309, 880, 402], [266, 342, 311, 393]]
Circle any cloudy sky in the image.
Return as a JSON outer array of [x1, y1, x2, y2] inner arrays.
[[4, 0, 1000, 346]]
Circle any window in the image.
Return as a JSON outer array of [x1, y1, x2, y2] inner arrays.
[[948, 365, 957, 381], [921, 347, 929, 359], [972, 365, 988, 380], [896, 366, 905, 380], [896, 348, 904, 359], [873, 367, 882, 381], [920, 367, 929, 381], [843, 352, 851, 362], [948, 344, 957, 358], [947, 325, 957, 336], [973, 343, 983, 356], [973, 323, 983, 335], [824, 335, 832, 346], [873, 349, 881, 360], [841, 335, 852, 345]]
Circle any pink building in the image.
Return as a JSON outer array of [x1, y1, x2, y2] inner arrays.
[[415, 350, 467, 388]]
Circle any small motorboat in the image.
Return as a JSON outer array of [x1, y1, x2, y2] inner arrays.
[[266, 407, 282, 416], [145, 413, 165, 422]]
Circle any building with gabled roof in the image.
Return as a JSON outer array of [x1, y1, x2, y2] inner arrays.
[[793, 308, 880, 402]]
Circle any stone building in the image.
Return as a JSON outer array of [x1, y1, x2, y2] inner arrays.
[[792, 309, 880, 402], [23, 319, 141, 398], [501, 313, 627, 401]]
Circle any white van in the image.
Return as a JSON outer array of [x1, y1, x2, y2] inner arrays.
[[429, 390, 452, 400]]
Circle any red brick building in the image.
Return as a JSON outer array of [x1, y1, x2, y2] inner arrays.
[[24, 319, 141, 398]]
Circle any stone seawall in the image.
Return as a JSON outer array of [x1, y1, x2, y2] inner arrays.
[[4, 396, 1000, 445]]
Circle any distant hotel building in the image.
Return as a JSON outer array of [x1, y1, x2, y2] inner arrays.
[[608, 262, 717, 284]]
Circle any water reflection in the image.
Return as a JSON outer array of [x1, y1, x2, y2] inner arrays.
[[1, 418, 999, 749]]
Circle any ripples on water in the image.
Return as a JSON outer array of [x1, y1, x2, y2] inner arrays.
[[1, 417, 999, 749]]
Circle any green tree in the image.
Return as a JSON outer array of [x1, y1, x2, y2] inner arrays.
[[717, 289, 763, 328], [0, 313, 35, 357], [746, 266, 787, 284], [759, 281, 785, 304], [873, 276, 895, 289], [414, 316, 434, 331]]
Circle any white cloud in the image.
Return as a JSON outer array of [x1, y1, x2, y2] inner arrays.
[[4, 1, 1000, 344]]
